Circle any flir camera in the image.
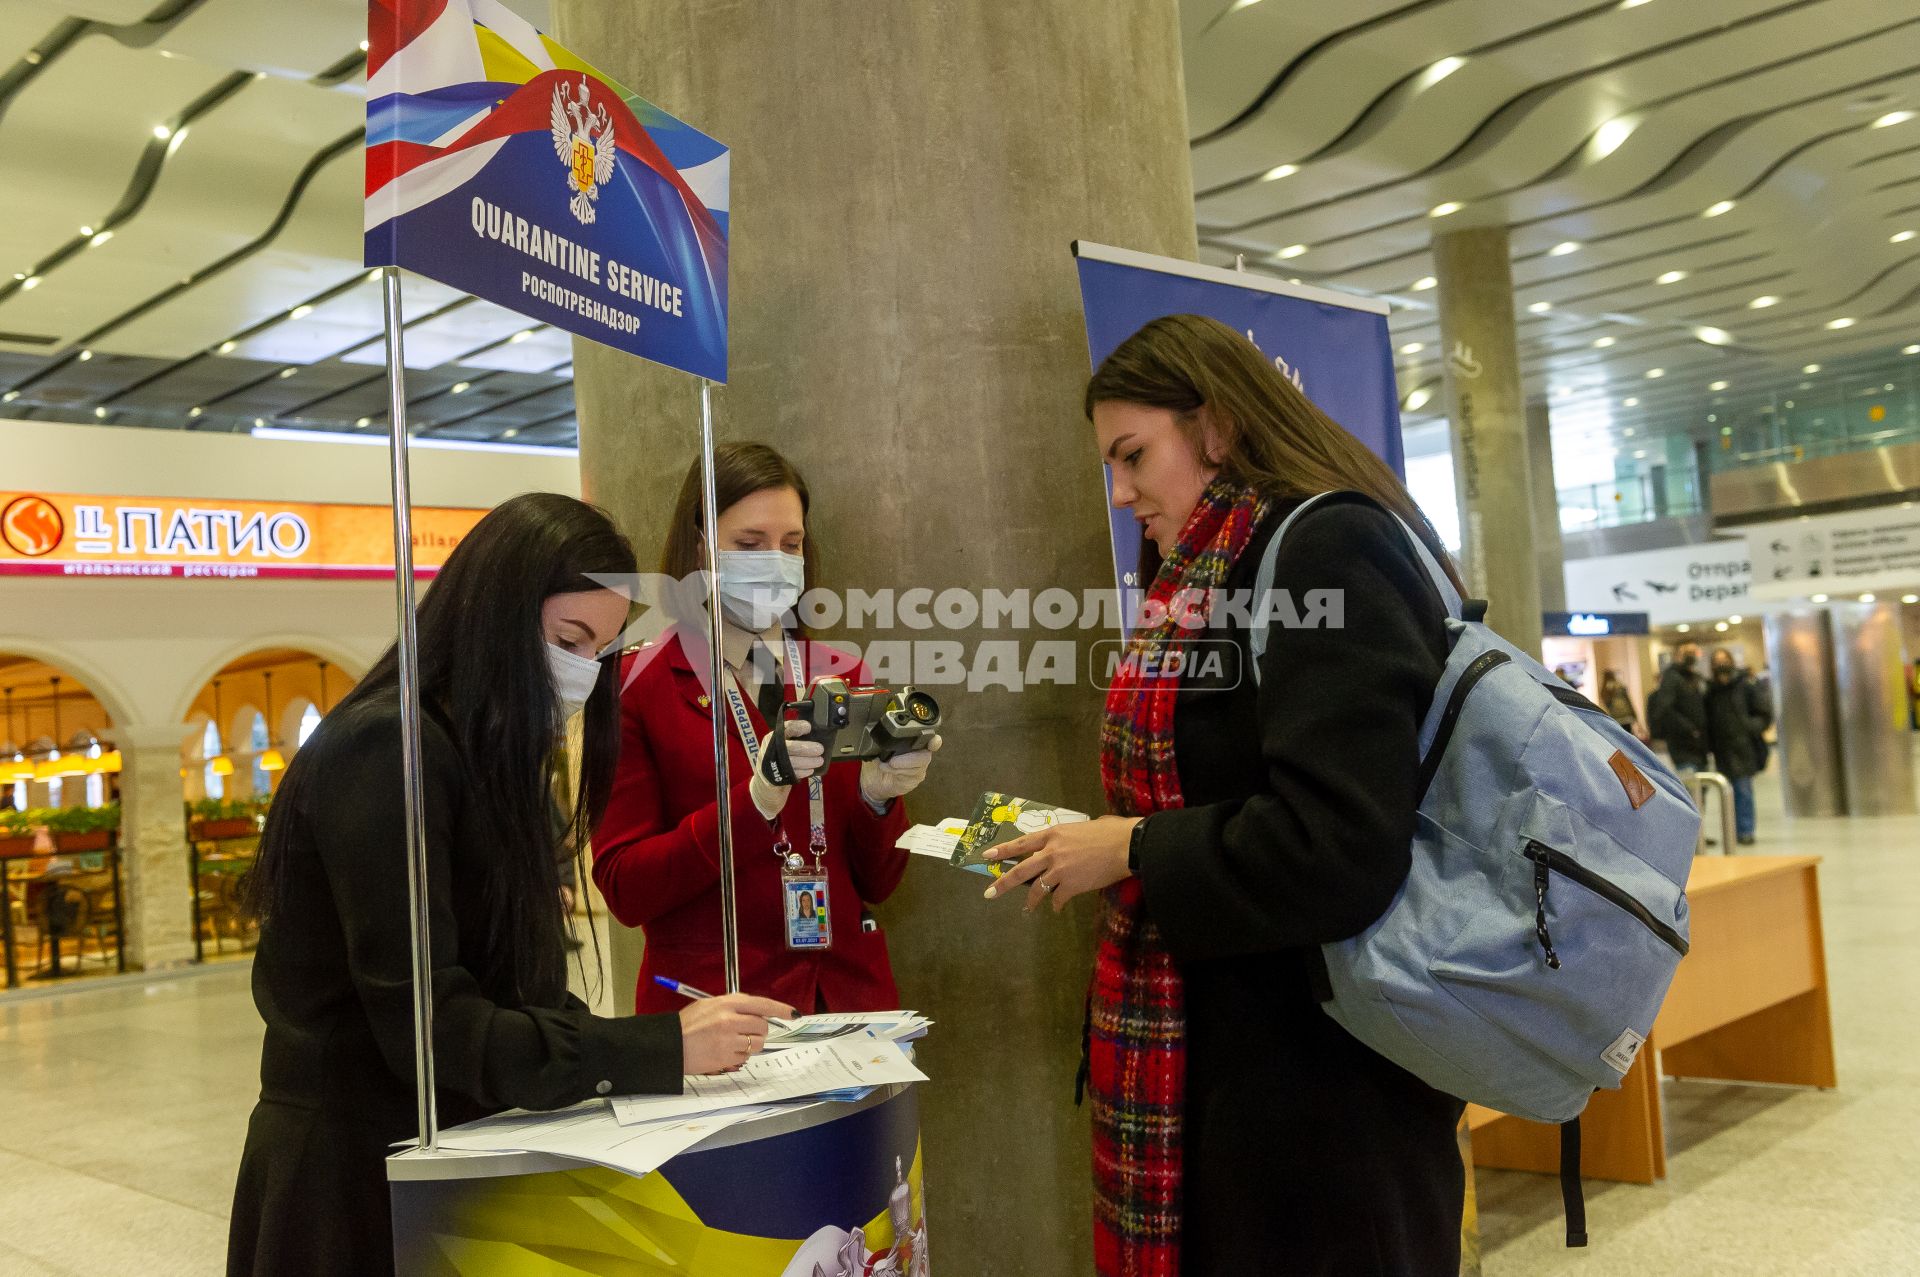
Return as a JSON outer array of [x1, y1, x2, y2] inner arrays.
[[785, 678, 940, 763]]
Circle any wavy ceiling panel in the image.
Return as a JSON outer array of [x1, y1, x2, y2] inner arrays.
[[157, 0, 366, 81], [1180, 0, 1416, 141], [18, 1, 160, 24]]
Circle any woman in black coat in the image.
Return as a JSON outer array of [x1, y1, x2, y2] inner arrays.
[[227, 493, 791, 1277], [985, 315, 1466, 1275]]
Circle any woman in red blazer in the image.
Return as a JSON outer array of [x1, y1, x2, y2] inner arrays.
[[593, 443, 940, 1015]]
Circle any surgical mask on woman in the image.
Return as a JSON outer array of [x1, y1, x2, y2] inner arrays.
[[715, 549, 805, 629], [546, 642, 604, 720]]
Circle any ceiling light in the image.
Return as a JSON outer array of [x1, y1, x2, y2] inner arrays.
[[24, 51, 42, 65], [1275, 244, 1308, 260], [88, 231, 112, 247], [152, 125, 171, 140], [277, 367, 297, 379], [1714, 621, 1729, 632], [1620, 0, 1654, 7], [188, 406, 203, 417], [254, 417, 267, 428], [1702, 201, 1736, 218], [76, 349, 92, 362], [1593, 117, 1636, 157], [1261, 164, 1298, 182], [289, 304, 313, 319], [1593, 336, 1617, 349], [1633, 449, 1648, 459], [1423, 57, 1467, 86], [217, 340, 236, 353], [20, 276, 39, 290], [1405, 387, 1433, 411], [1902, 595, 1919, 605], [1528, 301, 1552, 313], [1860, 593, 1877, 603], [93, 407, 108, 418], [1677, 624, 1691, 634], [1695, 327, 1733, 346], [77, 225, 93, 237], [359, 39, 370, 51], [1623, 397, 1640, 407], [366, 269, 382, 283], [450, 381, 471, 394], [1749, 295, 1779, 309], [1624, 428, 1636, 437], [1555, 385, 1573, 398], [1411, 276, 1437, 291], [1656, 269, 1687, 284], [1710, 380, 1729, 391], [1548, 241, 1580, 256], [1729, 615, 1743, 624], [1893, 231, 1917, 244], [1400, 342, 1425, 354], [1905, 345, 1920, 355], [1429, 202, 1463, 218], [502, 428, 520, 439], [1871, 111, 1916, 129], [508, 329, 534, 343], [1645, 367, 1665, 378], [1803, 363, 1821, 374], [1811, 594, 1829, 603], [1825, 317, 1855, 329], [1, 392, 16, 403]]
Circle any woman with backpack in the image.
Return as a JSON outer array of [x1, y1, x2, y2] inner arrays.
[[982, 315, 1468, 1275]]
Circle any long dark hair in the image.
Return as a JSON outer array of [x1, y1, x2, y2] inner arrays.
[[247, 493, 635, 1005], [1086, 313, 1466, 597], [659, 442, 819, 591]]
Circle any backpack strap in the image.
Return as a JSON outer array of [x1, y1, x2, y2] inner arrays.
[[1560, 1118, 1589, 1247], [1250, 491, 1464, 685]]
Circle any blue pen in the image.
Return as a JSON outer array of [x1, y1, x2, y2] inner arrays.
[[653, 975, 797, 1031]]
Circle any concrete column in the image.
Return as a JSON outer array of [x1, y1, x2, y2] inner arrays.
[[116, 722, 196, 970], [1527, 397, 1566, 614], [1434, 226, 1543, 654], [553, 6, 1195, 1272]]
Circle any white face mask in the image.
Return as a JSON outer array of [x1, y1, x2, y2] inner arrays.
[[546, 642, 604, 720], [715, 550, 805, 630]]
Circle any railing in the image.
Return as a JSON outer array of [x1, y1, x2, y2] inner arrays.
[[1557, 474, 1705, 532], [1, 839, 127, 989]]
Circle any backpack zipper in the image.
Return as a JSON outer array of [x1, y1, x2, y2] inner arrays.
[[1522, 840, 1689, 964], [1416, 649, 1511, 803]]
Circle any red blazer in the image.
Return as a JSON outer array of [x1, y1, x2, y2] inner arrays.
[[593, 629, 912, 1015]]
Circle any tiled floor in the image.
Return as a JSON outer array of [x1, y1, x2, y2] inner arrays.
[[0, 754, 1914, 1276]]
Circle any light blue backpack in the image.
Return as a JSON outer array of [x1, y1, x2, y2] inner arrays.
[[1251, 493, 1700, 1247]]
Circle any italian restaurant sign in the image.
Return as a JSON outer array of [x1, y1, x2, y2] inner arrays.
[[0, 492, 486, 580]]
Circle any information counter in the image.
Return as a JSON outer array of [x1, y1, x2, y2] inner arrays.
[[388, 1083, 926, 1275]]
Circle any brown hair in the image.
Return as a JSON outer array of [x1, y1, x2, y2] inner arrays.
[[1085, 313, 1466, 596], [660, 442, 819, 591]]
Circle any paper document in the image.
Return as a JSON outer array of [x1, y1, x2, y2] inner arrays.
[[763, 1010, 932, 1052], [611, 1031, 927, 1126], [950, 792, 1088, 877], [897, 818, 968, 860], [434, 1100, 762, 1179]]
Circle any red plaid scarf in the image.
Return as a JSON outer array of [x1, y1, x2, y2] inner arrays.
[[1092, 477, 1270, 1276]]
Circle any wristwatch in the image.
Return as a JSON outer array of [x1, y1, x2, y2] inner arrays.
[[1127, 816, 1150, 876]]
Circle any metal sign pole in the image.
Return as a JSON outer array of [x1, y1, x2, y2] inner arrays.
[[381, 265, 439, 1152], [696, 378, 742, 994]]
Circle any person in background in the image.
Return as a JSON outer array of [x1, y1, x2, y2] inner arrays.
[[594, 443, 940, 1017], [1600, 669, 1640, 737], [1650, 643, 1709, 772], [981, 314, 1466, 1275], [1706, 648, 1773, 846], [227, 494, 789, 1277]]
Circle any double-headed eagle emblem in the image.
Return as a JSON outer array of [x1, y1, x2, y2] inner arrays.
[[550, 77, 616, 224]]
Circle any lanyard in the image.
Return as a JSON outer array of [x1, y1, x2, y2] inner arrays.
[[722, 631, 827, 867]]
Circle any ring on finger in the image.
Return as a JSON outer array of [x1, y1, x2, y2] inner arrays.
[[1041, 880, 1057, 894]]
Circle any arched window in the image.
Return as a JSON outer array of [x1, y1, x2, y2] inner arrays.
[[297, 703, 322, 747], [249, 711, 270, 794], [202, 719, 225, 800]]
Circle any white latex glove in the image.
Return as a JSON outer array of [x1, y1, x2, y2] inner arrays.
[[859, 734, 943, 808], [749, 719, 825, 821]]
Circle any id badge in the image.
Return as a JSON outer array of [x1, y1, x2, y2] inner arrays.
[[782, 865, 832, 950]]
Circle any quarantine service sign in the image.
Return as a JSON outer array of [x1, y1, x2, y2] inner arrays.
[[364, 0, 729, 381]]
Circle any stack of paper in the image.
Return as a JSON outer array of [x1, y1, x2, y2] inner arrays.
[[610, 1031, 927, 1126], [761, 1010, 932, 1052]]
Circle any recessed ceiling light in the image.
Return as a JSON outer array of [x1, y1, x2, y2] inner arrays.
[[1811, 593, 1829, 603], [502, 428, 520, 439], [451, 381, 471, 394], [1593, 336, 1616, 348], [1677, 624, 1692, 634], [366, 268, 382, 282], [1871, 111, 1916, 129], [152, 125, 170, 140], [355, 416, 372, 428], [1412, 276, 1437, 291], [93, 407, 108, 418], [1548, 241, 1580, 256], [359, 39, 370, 52], [1903, 595, 1920, 605], [1624, 428, 1636, 437], [1429, 202, 1463, 218], [1261, 164, 1298, 182], [1825, 317, 1855, 329], [77, 225, 93, 237], [1656, 269, 1688, 284], [76, 349, 91, 362], [1623, 397, 1640, 407], [1803, 363, 1821, 374], [20, 276, 39, 290], [1645, 367, 1665, 378], [1424, 57, 1466, 86], [217, 340, 237, 353], [1528, 301, 1552, 313], [1749, 295, 1779, 309], [1905, 345, 1920, 355], [1633, 449, 1648, 459], [1702, 201, 1736, 218], [277, 367, 297, 379], [188, 406, 203, 417], [1860, 593, 1877, 603], [1, 391, 17, 403], [1400, 342, 1425, 354], [1694, 327, 1733, 346], [88, 231, 112, 247], [1405, 386, 1434, 411], [1593, 117, 1636, 157], [1619, 0, 1653, 7], [1275, 244, 1308, 260], [1714, 621, 1729, 632], [23, 51, 42, 65], [254, 417, 266, 428], [289, 304, 313, 319], [509, 329, 535, 343], [1710, 380, 1729, 391], [1893, 231, 1917, 244], [1729, 615, 1743, 624]]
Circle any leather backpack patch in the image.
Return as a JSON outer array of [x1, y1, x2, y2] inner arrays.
[[1608, 750, 1657, 811]]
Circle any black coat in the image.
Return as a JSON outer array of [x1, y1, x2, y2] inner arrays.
[[1133, 496, 1465, 1277], [1651, 664, 1710, 768], [1706, 671, 1773, 779], [227, 698, 683, 1277]]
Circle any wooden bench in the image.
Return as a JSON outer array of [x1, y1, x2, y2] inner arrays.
[[1464, 855, 1835, 1184]]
